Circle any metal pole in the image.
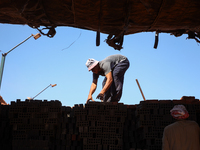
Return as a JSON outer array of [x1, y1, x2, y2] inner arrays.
[[32, 84, 52, 100], [136, 79, 146, 101], [0, 54, 6, 91], [6, 34, 33, 55]]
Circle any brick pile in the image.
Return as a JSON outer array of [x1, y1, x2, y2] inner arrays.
[[135, 97, 200, 150], [74, 102, 127, 150], [135, 100, 173, 150], [0, 104, 11, 150], [59, 105, 81, 150], [9, 99, 62, 150], [0, 96, 199, 150], [123, 105, 137, 150]]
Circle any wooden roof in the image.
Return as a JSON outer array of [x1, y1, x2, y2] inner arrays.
[[1, 0, 200, 50]]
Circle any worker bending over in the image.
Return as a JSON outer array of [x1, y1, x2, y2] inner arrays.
[[85, 54, 130, 103]]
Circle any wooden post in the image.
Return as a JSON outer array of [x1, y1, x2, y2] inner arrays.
[[136, 79, 146, 101]]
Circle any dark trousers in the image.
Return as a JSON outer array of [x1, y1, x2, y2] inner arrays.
[[102, 59, 130, 102]]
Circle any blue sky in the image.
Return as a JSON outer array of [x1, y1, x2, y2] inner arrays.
[[0, 24, 200, 107]]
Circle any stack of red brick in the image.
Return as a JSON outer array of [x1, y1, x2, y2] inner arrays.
[[0, 96, 199, 150], [9, 99, 62, 150], [74, 102, 127, 150], [135, 96, 200, 150]]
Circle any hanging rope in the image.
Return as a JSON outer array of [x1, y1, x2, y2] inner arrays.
[[187, 31, 200, 43], [36, 26, 56, 38], [105, 0, 131, 50], [154, 31, 159, 49], [105, 34, 124, 50], [96, 0, 102, 46]]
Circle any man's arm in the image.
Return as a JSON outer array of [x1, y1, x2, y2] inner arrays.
[[96, 71, 113, 100], [0, 96, 8, 105], [86, 78, 98, 103]]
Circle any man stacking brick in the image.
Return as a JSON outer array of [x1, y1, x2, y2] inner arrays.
[[85, 54, 130, 103], [162, 105, 200, 150]]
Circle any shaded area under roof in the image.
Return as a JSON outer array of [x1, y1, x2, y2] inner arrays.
[[1, 0, 200, 50]]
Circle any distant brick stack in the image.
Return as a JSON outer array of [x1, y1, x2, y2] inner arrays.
[[74, 102, 127, 150], [0, 104, 11, 150], [60, 105, 81, 150], [135, 100, 173, 150], [9, 99, 62, 150], [135, 96, 200, 150], [123, 105, 137, 150], [0, 96, 200, 150]]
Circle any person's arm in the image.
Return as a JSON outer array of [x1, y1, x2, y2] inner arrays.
[[96, 71, 113, 100], [0, 96, 8, 105], [86, 78, 98, 103]]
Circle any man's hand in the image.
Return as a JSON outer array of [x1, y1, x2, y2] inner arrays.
[[86, 95, 95, 104], [96, 93, 104, 100]]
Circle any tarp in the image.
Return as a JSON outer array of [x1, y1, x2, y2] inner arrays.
[[1, 0, 200, 50]]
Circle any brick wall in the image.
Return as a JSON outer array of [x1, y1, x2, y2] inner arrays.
[[0, 97, 199, 150]]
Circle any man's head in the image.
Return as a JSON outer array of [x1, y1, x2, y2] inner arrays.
[[170, 105, 189, 120], [86, 58, 99, 71]]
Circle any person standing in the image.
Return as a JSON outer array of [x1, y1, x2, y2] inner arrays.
[[85, 54, 130, 103], [162, 105, 200, 150]]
